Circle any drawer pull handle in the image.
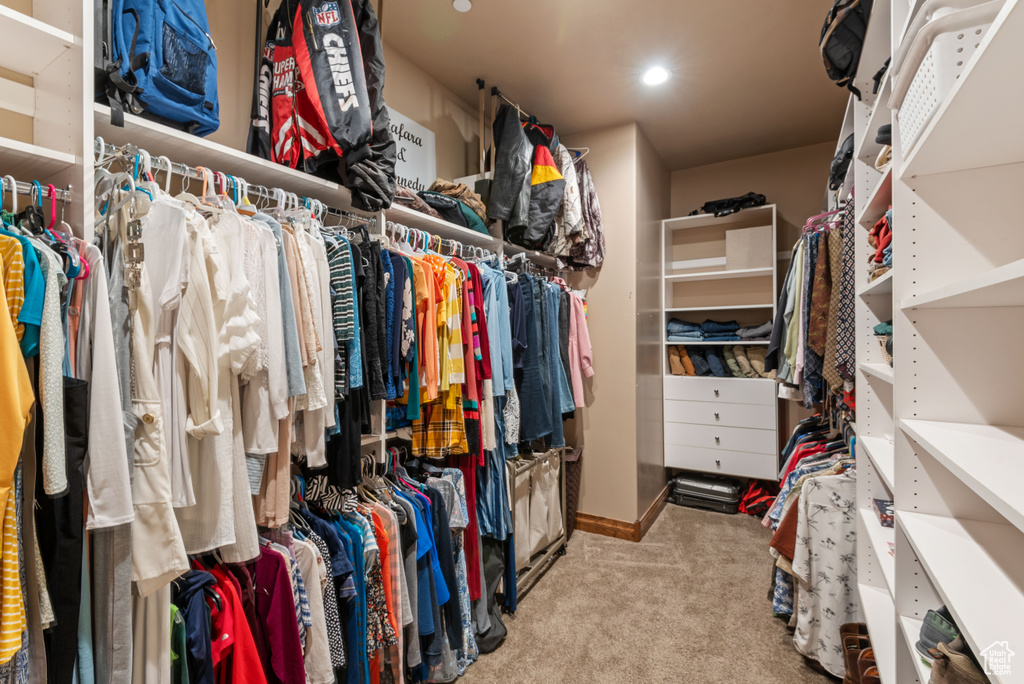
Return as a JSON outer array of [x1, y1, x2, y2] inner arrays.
[[715, 435, 720, 443], [714, 389, 719, 396], [714, 411, 720, 419], [715, 459, 721, 467]]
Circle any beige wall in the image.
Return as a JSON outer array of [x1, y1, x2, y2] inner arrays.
[[670, 141, 834, 252], [635, 126, 670, 519], [381, 44, 480, 182], [563, 122, 640, 523]]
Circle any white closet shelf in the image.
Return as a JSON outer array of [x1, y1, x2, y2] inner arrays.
[[856, 165, 892, 228], [502, 241, 560, 269], [899, 616, 931, 684], [859, 584, 897, 684], [859, 362, 894, 384], [663, 206, 774, 232], [898, 511, 1024, 669], [360, 434, 381, 446], [901, 419, 1024, 535], [857, 270, 893, 298], [94, 103, 364, 214], [861, 507, 896, 595], [901, 0, 1024, 178], [664, 267, 773, 283], [665, 304, 773, 313], [384, 203, 499, 249], [854, 72, 892, 164], [859, 434, 895, 493], [0, 5, 75, 77], [903, 258, 1024, 309], [662, 340, 769, 346], [0, 136, 76, 180]]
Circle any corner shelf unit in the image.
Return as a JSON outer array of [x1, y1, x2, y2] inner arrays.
[[659, 205, 779, 480], [850, 0, 1024, 681]]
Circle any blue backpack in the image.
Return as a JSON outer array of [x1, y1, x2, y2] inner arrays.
[[100, 0, 220, 136]]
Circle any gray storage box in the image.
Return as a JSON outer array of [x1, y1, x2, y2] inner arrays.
[[668, 472, 743, 514]]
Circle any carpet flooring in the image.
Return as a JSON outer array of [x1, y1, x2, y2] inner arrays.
[[461, 503, 834, 684]]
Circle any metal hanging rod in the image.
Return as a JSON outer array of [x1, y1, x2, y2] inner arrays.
[[0, 177, 72, 204], [92, 138, 374, 225]]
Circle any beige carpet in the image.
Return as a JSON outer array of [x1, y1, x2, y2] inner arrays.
[[461, 504, 834, 684]]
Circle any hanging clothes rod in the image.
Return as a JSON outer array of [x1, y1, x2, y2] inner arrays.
[[0, 177, 72, 204], [489, 87, 587, 159], [92, 138, 374, 225], [385, 220, 494, 260]]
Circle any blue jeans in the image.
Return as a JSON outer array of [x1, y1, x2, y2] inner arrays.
[[516, 276, 551, 442]]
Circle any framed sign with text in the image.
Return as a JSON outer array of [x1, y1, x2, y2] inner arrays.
[[389, 109, 436, 192]]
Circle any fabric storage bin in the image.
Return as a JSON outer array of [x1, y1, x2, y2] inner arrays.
[[889, 0, 1002, 158], [511, 452, 564, 569]]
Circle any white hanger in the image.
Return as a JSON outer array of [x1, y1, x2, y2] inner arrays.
[[157, 156, 173, 194], [2, 176, 16, 214]]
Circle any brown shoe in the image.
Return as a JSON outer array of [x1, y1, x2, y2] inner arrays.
[[858, 648, 877, 682], [931, 638, 988, 684], [862, 665, 881, 684], [843, 635, 871, 684]]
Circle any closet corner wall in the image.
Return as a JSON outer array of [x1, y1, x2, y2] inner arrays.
[[849, 0, 1024, 681]]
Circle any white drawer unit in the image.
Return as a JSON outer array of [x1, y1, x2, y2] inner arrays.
[[663, 375, 776, 405], [664, 444, 778, 480], [663, 399, 776, 431], [664, 422, 776, 455]]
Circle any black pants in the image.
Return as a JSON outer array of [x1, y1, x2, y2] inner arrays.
[[37, 377, 89, 684]]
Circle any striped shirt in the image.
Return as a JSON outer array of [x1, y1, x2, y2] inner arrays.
[[0, 236, 25, 342], [324, 236, 355, 397]]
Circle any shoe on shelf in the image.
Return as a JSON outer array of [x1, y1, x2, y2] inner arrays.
[[858, 647, 877, 683], [843, 634, 871, 684], [917, 606, 959, 666], [930, 637, 988, 684], [862, 665, 881, 684]]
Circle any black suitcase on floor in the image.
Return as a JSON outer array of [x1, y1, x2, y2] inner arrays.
[[668, 472, 743, 514]]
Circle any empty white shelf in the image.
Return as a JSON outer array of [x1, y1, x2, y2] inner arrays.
[[901, 419, 1024, 535], [859, 584, 897, 684], [95, 104, 364, 214], [858, 270, 893, 298], [0, 136, 75, 181], [665, 304, 773, 313], [861, 507, 896, 596], [857, 165, 893, 228], [899, 616, 932, 684], [360, 434, 381, 446], [859, 434, 895, 493], [664, 267, 773, 283], [904, 258, 1024, 309], [855, 72, 892, 164], [859, 362, 894, 384], [901, 0, 1024, 177], [0, 5, 74, 77], [899, 511, 1024, 672]]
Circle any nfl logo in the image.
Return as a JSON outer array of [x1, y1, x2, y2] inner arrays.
[[314, 2, 341, 26]]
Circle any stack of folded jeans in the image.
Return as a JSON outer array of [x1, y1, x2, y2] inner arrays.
[[737, 320, 773, 341], [701, 319, 740, 342], [667, 318, 703, 342]]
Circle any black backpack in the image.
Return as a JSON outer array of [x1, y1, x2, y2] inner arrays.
[[689, 192, 767, 218], [820, 0, 874, 98], [830, 134, 855, 191]]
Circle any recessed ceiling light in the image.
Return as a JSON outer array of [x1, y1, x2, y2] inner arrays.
[[453, 0, 472, 11], [641, 66, 671, 86]]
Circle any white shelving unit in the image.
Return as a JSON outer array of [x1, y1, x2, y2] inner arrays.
[[660, 205, 779, 479], [849, 1, 1024, 681]]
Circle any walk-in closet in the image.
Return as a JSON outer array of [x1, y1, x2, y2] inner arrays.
[[0, 0, 1018, 682]]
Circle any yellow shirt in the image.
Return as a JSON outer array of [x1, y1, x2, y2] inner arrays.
[[0, 258, 34, 663], [0, 235, 25, 342]]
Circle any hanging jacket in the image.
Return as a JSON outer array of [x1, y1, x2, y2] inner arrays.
[[248, 0, 396, 211], [488, 104, 531, 228], [522, 145, 565, 248]]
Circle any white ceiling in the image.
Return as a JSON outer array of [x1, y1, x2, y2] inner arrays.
[[381, 0, 850, 170]]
